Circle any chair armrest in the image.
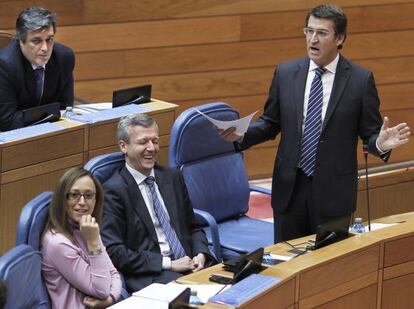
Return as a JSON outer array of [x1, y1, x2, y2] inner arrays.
[[249, 185, 271, 195], [194, 209, 222, 262]]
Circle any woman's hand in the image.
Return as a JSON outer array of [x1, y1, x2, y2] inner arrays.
[[83, 296, 113, 308], [79, 214, 101, 253]]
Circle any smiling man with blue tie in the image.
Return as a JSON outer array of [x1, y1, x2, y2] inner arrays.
[[102, 113, 214, 293], [0, 7, 74, 131], [219, 4, 411, 243]]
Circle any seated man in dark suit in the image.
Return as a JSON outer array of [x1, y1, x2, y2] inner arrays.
[[101, 113, 215, 292], [0, 7, 75, 131]]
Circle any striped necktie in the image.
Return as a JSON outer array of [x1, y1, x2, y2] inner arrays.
[[300, 67, 326, 176], [145, 176, 186, 259]]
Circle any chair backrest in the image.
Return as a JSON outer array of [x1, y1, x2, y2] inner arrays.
[[169, 102, 250, 222], [16, 192, 53, 250], [0, 32, 14, 49], [0, 244, 50, 309], [84, 152, 125, 184]]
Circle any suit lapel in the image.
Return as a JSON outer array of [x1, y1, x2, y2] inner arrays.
[[322, 55, 351, 132], [120, 167, 158, 244], [294, 58, 310, 136]]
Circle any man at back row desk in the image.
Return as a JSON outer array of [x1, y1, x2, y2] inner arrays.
[[101, 113, 216, 293], [0, 6, 74, 131]]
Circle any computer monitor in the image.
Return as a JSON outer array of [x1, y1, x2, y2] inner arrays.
[[312, 215, 351, 250], [112, 84, 152, 108]]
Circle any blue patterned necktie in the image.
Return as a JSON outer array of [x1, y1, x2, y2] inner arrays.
[[34, 67, 44, 104], [300, 67, 326, 176], [145, 176, 186, 259]]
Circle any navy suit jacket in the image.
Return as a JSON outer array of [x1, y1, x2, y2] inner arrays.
[[0, 41, 74, 131], [240, 55, 388, 217], [101, 164, 212, 291]]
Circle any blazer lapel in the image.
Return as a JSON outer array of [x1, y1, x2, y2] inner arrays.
[[294, 58, 310, 136], [120, 167, 159, 244], [322, 55, 351, 132]]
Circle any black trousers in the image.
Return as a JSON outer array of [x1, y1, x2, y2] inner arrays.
[[274, 169, 349, 243]]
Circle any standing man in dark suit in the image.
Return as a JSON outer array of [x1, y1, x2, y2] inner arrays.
[[101, 113, 214, 292], [220, 4, 410, 243], [0, 7, 75, 131]]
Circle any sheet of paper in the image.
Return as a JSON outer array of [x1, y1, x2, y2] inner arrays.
[[109, 295, 168, 309], [167, 282, 229, 304], [196, 109, 257, 135], [268, 253, 293, 261], [365, 222, 397, 232], [132, 283, 187, 302], [73, 102, 112, 114]]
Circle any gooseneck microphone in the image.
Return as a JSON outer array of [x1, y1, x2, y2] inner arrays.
[[306, 231, 337, 251], [363, 144, 372, 231]]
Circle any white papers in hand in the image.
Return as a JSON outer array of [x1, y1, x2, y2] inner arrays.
[[196, 109, 257, 135]]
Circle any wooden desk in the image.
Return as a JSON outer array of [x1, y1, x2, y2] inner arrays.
[[0, 120, 86, 254], [178, 213, 414, 309], [0, 100, 178, 254]]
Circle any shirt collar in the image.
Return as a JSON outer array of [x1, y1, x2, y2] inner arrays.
[[125, 162, 155, 184], [309, 53, 339, 74], [31, 63, 46, 70]]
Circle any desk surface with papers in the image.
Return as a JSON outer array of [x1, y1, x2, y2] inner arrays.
[[169, 212, 414, 309]]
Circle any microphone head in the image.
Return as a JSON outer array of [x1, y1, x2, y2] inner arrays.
[[362, 144, 369, 155]]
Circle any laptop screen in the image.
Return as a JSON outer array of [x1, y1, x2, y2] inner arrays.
[[112, 84, 152, 108]]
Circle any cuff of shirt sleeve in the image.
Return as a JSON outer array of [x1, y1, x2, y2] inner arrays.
[[162, 256, 172, 270], [376, 138, 389, 154]]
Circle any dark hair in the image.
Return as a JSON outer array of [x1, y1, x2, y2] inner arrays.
[[117, 113, 158, 143], [16, 7, 56, 43], [306, 4, 347, 49], [44, 167, 104, 243], [0, 281, 6, 309]]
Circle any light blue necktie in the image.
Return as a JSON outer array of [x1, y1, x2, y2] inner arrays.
[[145, 176, 186, 259], [34, 67, 44, 104], [300, 67, 325, 176]]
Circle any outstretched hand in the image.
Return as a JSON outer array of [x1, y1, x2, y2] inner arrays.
[[377, 117, 410, 151]]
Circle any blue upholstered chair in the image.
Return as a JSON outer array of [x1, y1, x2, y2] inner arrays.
[[169, 102, 274, 260], [84, 152, 125, 181], [16, 191, 53, 249], [0, 244, 50, 309]]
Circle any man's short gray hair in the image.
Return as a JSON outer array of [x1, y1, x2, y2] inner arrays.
[[16, 7, 56, 42], [117, 113, 158, 143]]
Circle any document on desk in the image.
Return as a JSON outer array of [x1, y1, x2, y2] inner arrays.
[[0, 123, 67, 143], [167, 282, 229, 304], [73, 103, 112, 114], [110, 283, 189, 308], [196, 109, 257, 135], [68, 104, 149, 123]]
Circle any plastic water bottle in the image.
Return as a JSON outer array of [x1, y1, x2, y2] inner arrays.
[[62, 106, 74, 119], [350, 217, 365, 234]]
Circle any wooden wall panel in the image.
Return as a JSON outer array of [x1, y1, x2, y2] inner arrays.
[[0, 0, 413, 179]]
